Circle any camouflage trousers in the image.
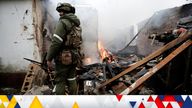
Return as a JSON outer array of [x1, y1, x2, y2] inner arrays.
[[54, 64, 77, 95]]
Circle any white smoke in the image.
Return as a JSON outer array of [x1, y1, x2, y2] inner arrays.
[[48, 0, 189, 60]]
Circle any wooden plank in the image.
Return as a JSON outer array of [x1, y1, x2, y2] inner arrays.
[[120, 39, 192, 94], [21, 64, 35, 93], [98, 30, 192, 89]]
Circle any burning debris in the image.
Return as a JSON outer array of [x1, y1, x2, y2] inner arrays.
[[21, 39, 157, 95], [21, 40, 145, 95], [20, 12, 192, 95], [75, 13, 192, 95], [2, 2, 192, 95], [70, 54, 147, 95]]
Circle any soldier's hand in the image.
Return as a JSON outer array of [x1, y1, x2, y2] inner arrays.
[[47, 60, 53, 71]]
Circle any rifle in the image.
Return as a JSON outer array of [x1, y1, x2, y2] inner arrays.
[[24, 53, 54, 88]]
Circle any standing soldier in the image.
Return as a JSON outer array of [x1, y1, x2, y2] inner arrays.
[[46, 3, 83, 95]]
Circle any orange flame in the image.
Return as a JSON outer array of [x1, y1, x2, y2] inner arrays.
[[97, 41, 112, 61]]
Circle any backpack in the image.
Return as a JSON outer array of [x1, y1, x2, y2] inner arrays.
[[64, 25, 82, 48], [59, 17, 83, 66]]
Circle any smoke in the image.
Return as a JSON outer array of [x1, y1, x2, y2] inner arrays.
[[79, 0, 188, 50], [47, 0, 188, 63]]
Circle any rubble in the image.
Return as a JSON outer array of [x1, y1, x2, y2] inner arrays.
[[77, 53, 150, 95], [23, 30, 192, 94], [23, 54, 143, 95], [138, 87, 155, 95], [0, 88, 20, 95], [2, 3, 192, 95], [24, 85, 52, 95]]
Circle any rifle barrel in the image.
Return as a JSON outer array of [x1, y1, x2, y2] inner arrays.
[[23, 58, 42, 65]]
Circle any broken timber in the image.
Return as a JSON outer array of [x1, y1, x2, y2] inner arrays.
[[98, 29, 192, 89], [21, 64, 37, 93], [120, 39, 192, 94], [21, 64, 47, 93]]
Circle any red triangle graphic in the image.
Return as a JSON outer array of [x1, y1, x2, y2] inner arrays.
[[155, 96, 165, 108], [166, 102, 173, 108], [116, 94, 123, 102], [178, 101, 183, 107], [139, 102, 145, 108], [148, 96, 154, 102], [164, 95, 175, 102]]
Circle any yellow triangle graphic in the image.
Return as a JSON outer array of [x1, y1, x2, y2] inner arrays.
[[29, 96, 43, 108], [0, 103, 5, 108], [7, 96, 17, 108], [72, 102, 79, 108], [0, 96, 9, 102]]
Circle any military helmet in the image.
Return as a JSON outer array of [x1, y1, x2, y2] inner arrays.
[[56, 3, 73, 12]]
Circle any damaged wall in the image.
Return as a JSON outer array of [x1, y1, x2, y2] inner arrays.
[[32, 0, 45, 59], [0, 0, 40, 72], [0, 0, 100, 73]]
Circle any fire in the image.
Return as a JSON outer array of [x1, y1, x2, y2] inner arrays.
[[97, 40, 112, 62]]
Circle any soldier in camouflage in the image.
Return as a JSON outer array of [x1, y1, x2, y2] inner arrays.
[[46, 3, 83, 95]]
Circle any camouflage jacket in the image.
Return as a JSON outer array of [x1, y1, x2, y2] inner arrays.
[[46, 13, 81, 61]]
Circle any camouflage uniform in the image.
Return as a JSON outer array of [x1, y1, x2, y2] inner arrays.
[[46, 3, 82, 95]]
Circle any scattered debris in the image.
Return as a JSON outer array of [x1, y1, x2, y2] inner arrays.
[[22, 28, 192, 95], [139, 87, 155, 95], [2, 3, 192, 95], [0, 88, 20, 95], [24, 85, 52, 95]]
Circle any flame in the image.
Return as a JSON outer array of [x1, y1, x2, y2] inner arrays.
[[97, 41, 112, 61]]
